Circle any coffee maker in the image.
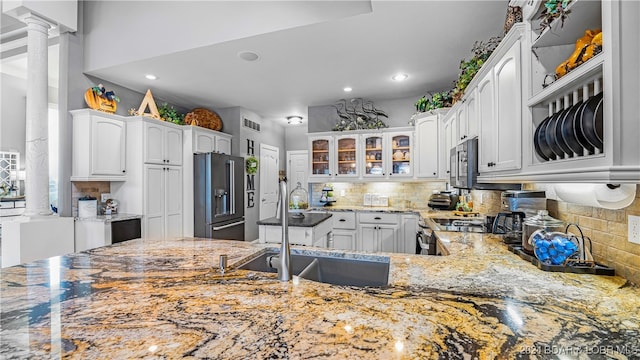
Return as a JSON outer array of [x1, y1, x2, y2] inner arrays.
[[492, 190, 546, 244]]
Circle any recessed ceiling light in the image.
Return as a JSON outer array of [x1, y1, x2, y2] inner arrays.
[[145, 74, 157, 80], [392, 73, 408, 81], [238, 51, 260, 62], [287, 116, 303, 125], [344, 87, 353, 92]]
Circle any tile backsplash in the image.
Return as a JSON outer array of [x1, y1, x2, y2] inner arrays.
[[310, 182, 447, 209], [524, 183, 640, 285], [71, 181, 110, 217]]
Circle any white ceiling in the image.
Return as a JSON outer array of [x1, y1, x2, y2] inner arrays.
[[86, 1, 508, 125], [2, 1, 508, 126]]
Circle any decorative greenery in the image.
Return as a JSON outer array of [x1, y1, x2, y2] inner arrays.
[[245, 156, 258, 174], [158, 103, 185, 125], [91, 84, 120, 102], [415, 91, 453, 112], [537, 0, 572, 34], [451, 36, 502, 103]]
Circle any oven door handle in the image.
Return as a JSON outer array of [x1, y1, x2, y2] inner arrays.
[[212, 220, 245, 231]]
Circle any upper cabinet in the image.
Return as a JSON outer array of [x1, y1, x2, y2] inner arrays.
[[487, 0, 640, 183], [479, 37, 523, 173], [415, 109, 449, 179], [185, 126, 233, 155], [335, 135, 359, 178], [71, 109, 127, 181], [144, 122, 183, 166], [308, 128, 415, 182]]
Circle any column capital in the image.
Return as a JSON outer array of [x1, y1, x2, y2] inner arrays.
[[22, 13, 52, 35]]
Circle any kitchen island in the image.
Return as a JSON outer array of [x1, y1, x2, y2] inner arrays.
[[1, 232, 640, 358]]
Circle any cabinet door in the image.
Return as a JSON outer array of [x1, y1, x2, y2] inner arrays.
[[216, 136, 231, 155], [492, 40, 522, 172], [335, 136, 358, 177], [477, 69, 495, 173], [388, 132, 412, 177], [165, 127, 183, 165], [466, 89, 478, 140], [332, 230, 356, 250], [309, 137, 333, 178], [165, 166, 183, 238], [144, 123, 165, 165], [358, 225, 377, 252], [415, 115, 439, 178], [456, 104, 467, 143], [378, 225, 397, 253], [195, 132, 216, 153], [91, 116, 126, 176], [401, 215, 418, 254], [363, 134, 385, 178], [444, 119, 452, 176], [144, 165, 165, 239]]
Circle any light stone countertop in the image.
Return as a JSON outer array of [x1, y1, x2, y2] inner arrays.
[[1, 229, 639, 358]]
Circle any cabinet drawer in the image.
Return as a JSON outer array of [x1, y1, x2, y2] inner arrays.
[[331, 211, 356, 229], [358, 212, 398, 224], [0, 202, 14, 209], [14, 201, 25, 208]]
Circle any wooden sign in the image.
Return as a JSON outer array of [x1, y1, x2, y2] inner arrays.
[[137, 89, 161, 119]]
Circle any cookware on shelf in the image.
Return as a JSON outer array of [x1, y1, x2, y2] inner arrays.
[[577, 92, 604, 152], [554, 107, 576, 157], [533, 115, 552, 161], [545, 108, 570, 159], [559, 101, 589, 156]]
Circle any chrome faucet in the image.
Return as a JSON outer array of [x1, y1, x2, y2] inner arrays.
[[273, 178, 291, 281]]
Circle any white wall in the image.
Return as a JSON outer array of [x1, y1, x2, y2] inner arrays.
[[0, 73, 26, 156]]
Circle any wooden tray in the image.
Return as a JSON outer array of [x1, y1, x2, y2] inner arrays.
[[452, 210, 479, 217]]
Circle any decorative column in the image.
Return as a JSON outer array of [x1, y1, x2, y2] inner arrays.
[[23, 14, 51, 216]]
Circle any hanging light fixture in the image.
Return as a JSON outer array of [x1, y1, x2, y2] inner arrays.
[[287, 116, 303, 125]]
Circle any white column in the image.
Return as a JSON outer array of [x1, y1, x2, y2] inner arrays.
[[23, 15, 52, 216]]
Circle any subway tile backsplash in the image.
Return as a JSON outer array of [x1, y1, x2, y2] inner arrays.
[[525, 184, 640, 285], [71, 181, 111, 217], [310, 182, 447, 209]]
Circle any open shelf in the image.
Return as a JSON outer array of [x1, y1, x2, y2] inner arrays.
[[528, 52, 604, 106], [532, 0, 602, 48]]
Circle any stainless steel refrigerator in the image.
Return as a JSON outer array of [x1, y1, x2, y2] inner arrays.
[[194, 153, 245, 240]]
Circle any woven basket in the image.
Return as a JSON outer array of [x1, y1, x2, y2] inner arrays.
[[184, 108, 222, 131]]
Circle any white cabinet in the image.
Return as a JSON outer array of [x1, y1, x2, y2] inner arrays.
[[329, 211, 357, 250], [144, 165, 183, 239], [362, 133, 386, 178], [70, 109, 126, 181], [182, 126, 233, 237], [259, 217, 333, 247], [465, 89, 478, 141], [399, 214, 418, 254], [387, 131, 413, 178], [334, 135, 359, 178], [309, 136, 334, 180], [477, 30, 523, 174], [144, 122, 183, 166], [111, 117, 183, 239], [415, 110, 449, 179], [356, 212, 399, 253]]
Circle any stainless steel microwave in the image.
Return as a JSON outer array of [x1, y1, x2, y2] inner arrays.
[[450, 137, 478, 189]]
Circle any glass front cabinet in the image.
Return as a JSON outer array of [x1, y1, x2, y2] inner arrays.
[[309, 136, 333, 179], [335, 135, 359, 178], [388, 132, 413, 177], [363, 134, 385, 178]]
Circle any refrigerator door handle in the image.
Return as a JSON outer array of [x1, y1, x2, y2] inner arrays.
[[229, 159, 235, 216], [212, 220, 245, 231]]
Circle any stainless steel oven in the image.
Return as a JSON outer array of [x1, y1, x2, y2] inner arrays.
[[450, 137, 478, 189]]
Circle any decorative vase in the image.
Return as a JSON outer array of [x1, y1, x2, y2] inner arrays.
[[555, 29, 600, 79]]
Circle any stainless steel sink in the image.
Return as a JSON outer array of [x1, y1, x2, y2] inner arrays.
[[237, 251, 389, 287]]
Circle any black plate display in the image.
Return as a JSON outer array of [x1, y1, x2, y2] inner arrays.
[[533, 116, 551, 161], [554, 107, 575, 157], [559, 101, 587, 156], [545, 108, 569, 159], [536, 115, 556, 160], [578, 92, 604, 151]]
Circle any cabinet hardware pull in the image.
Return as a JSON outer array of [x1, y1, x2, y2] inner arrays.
[[433, 172, 436, 175], [339, 219, 346, 222], [122, 170, 126, 173], [446, 170, 450, 174], [374, 217, 381, 220]]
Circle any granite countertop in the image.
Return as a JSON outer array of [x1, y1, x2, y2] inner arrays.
[[257, 212, 332, 227], [2, 232, 640, 358], [75, 213, 143, 223], [309, 205, 425, 214]]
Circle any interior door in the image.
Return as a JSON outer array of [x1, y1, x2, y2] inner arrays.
[[259, 144, 279, 220], [287, 150, 309, 192]]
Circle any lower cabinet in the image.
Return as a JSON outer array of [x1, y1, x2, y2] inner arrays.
[[328, 211, 357, 250], [400, 214, 418, 254], [357, 213, 399, 252]]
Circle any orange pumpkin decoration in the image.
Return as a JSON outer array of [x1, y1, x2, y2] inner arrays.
[[84, 88, 117, 113]]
